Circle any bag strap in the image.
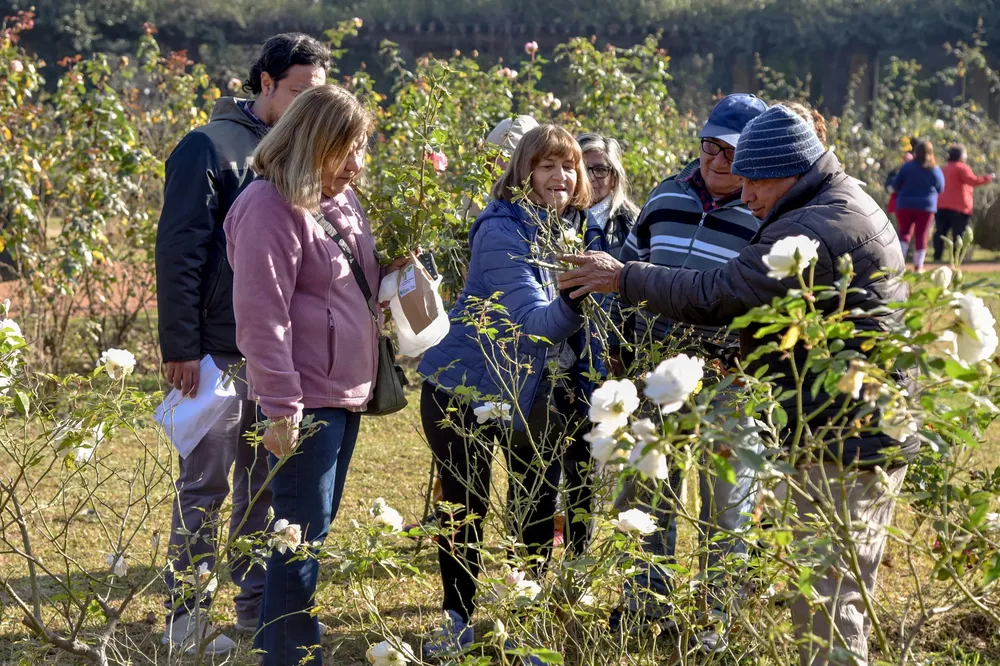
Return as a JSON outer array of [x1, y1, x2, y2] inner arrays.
[[311, 210, 379, 323]]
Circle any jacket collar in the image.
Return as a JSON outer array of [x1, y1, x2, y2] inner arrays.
[[759, 150, 845, 230]]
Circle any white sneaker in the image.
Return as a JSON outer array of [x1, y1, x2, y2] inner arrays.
[[162, 613, 238, 655]]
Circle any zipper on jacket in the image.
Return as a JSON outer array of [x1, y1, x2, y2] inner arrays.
[[681, 212, 708, 270], [327, 307, 336, 376], [202, 260, 227, 319]]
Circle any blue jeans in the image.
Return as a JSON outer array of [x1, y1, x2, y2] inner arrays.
[[256, 407, 360, 666], [617, 417, 763, 617]]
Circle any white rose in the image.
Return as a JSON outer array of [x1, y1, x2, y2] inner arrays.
[[644, 354, 704, 414], [836, 361, 865, 399], [504, 567, 525, 587], [105, 553, 128, 577], [560, 228, 581, 247], [953, 293, 999, 363], [473, 401, 512, 424], [933, 118, 945, 130], [957, 326, 998, 365], [882, 410, 919, 441], [928, 329, 959, 360], [270, 518, 302, 554], [588, 379, 639, 428], [187, 562, 219, 593], [985, 512, 1000, 533], [611, 508, 657, 535], [583, 424, 629, 467], [55, 421, 106, 464], [629, 440, 669, 480], [931, 266, 953, 290], [631, 418, 659, 444], [1, 318, 22, 341], [370, 498, 405, 532], [366, 639, 416, 666], [98, 348, 136, 380], [762, 235, 820, 280], [512, 578, 542, 601]]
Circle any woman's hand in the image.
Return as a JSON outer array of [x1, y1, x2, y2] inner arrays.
[[263, 419, 300, 458], [557, 251, 625, 299], [386, 247, 424, 273]]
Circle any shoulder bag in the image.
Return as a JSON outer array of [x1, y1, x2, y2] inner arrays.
[[312, 210, 408, 416]]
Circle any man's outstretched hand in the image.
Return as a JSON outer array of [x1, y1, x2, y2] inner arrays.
[[557, 251, 625, 299]]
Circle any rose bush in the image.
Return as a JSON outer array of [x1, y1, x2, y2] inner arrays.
[[1, 13, 1000, 666]]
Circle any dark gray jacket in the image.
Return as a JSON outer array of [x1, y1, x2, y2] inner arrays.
[[619, 151, 916, 466], [155, 98, 267, 362]]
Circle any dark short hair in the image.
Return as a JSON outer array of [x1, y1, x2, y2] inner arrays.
[[244, 33, 330, 95], [948, 144, 966, 162]]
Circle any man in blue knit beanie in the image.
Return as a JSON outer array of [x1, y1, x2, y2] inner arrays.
[[730, 104, 827, 219], [560, 104, 912, 666]]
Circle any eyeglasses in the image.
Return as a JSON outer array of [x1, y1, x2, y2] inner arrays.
[[701, 139, 735, 162], [587, 165, 613, 180]]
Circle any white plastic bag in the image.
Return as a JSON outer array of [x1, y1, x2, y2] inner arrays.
[[378, 268, 451, 357]]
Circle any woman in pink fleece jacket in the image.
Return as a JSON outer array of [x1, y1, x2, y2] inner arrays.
[[224, 85, 408, 666]]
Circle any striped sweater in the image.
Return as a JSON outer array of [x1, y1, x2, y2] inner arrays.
[[618, 159, 761, 356]]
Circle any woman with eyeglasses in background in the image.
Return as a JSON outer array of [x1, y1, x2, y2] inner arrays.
[[577, 133, 640, 259]]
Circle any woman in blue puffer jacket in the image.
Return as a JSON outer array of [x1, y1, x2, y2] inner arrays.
[[417, 124, 606, 655]]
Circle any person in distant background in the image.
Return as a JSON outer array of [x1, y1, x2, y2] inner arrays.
[[885, 150, 914, 219], [155, 33, 329, 655], [459, 115, 540, 221], [893, 139, 945, 272], [934, 143, 995, 262]]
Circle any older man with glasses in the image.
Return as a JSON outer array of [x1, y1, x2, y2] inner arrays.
[[609, 93, 768, 648]]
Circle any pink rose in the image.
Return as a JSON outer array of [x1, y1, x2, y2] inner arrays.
[[426, 151, 448, 173], [227, 77, 243, 92], [10, 60, 24, 74], [524, 41, 539, 56]]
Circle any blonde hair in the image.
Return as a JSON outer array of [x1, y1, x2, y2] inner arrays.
[[252, 85, 375, 209], [491, 124, 592, 209], [576, 132, 640, 218]]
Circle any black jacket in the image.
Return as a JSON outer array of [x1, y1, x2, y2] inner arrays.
[[155, 98, 267, 362], [619, 151, 916, 466]]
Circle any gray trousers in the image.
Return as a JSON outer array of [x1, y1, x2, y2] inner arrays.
[[164, 354, 271, 623], [784, 463, 906, 666], [616, 417, 764, 617]]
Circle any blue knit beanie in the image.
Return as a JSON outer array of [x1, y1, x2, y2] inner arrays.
[[730, 105, 826, 180]]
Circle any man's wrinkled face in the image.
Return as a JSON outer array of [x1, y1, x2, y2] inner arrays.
[[740, 175, 800, 220], [699, 138, 740, 199]]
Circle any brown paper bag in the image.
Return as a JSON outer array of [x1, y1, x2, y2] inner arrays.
[[397, 258, 440, 335]]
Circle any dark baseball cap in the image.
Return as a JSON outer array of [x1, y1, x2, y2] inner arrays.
[[699, 93, 768, 148]]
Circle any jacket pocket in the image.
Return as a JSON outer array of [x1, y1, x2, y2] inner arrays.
[[327, 307, 339, 376], [202, 258, 232, 320]]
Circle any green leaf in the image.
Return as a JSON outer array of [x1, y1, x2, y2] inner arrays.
[[967, 501, 990, 530], [774, 530, 794, 547], [710, 453, 737, 485], [14, 390, 29, 416], [984, 554, 1000, 587]]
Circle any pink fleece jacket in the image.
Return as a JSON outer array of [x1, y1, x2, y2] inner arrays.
[[225, 180, 381, 423]]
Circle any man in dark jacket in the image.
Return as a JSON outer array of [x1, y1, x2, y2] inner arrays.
[[155, 33, 328, 654], [560, 105, 913, 666]]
